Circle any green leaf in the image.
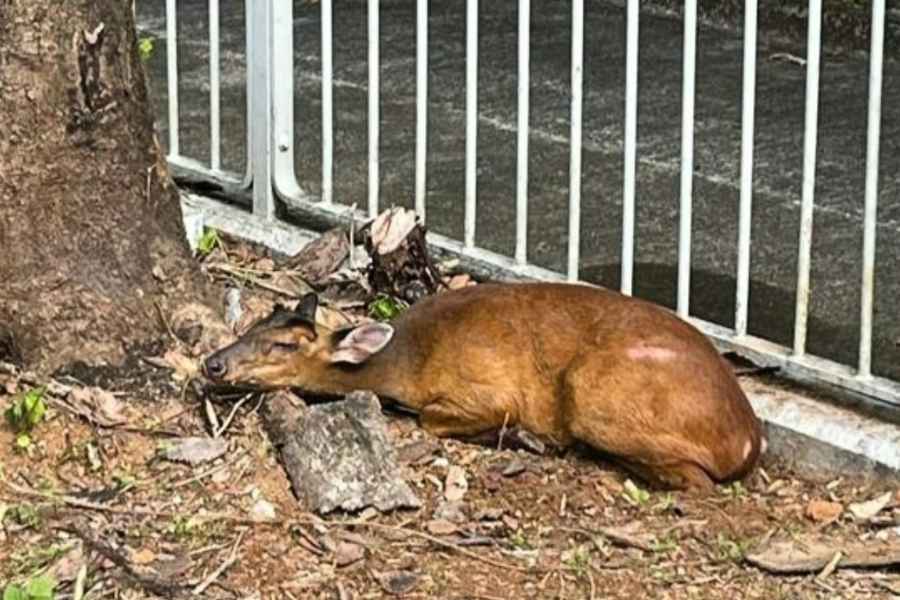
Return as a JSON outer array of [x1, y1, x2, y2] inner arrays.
[[368, 295, 406, 321], [196, 228, 220, 256], [3, 584, 27, 600], [138, 37, 155, 62], [15, 433, 31, 450], [25, 576, 55, 600]]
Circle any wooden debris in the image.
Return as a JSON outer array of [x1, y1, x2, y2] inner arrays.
[[746, 536, 900, 574]]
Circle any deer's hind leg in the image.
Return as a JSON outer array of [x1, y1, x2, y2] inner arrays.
[[560, 353, 718, 492]]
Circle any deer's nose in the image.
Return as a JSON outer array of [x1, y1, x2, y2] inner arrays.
[[204, 355, 228, 380]]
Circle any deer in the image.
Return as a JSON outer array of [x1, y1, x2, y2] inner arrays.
[[203, 282, 764, 492]]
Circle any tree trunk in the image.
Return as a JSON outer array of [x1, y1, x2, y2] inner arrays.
[[0, 0, 206, 373]]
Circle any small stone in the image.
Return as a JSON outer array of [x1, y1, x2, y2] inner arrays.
[[433, 501, 468, 524], [424, 519, 458, 536], [377, 570, 420, 595], [431, 457, 449, 469], [474, 507, 505, 521], [250, 499, 276, 522], [334, 542, 365, 567], [502, 460, 526, 478], [444, 466, 468, 502]]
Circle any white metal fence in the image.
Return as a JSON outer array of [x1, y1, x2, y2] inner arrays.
[[161, 0, 899, 408]]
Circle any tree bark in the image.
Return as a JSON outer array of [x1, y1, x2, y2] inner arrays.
[[0, 0, 206, 373]]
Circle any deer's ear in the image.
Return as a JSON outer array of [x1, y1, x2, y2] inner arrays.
[[329, 323, 394, 364], [295, 293, 318, 323]]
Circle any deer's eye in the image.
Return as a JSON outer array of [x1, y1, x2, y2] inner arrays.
[[269, 341, 299, 353]]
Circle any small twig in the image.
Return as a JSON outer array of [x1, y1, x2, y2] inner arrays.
[[5, 479, 530, 574], [73, 564, 88, 600], [214, 393, 253, 437], [207, 263, 305, 298], [192, 530, 245, 595], [153, 300, 183, 348], [204, 397, 222, 437], [169, 450, 247, 489], [497, 412, 510, 451], [64, 524, 186, 598], [817, 551, 842, 581]]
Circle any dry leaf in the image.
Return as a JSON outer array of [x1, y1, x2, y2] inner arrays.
[[805, 499, 843, 524], [370, 207, 418, 255], [68, 387, 128, 427], [163, 437, 228, 465], [444, 466, 468, 502], [130, 548, 157, 565], [162, 349, 200, 381], [848, 492, 892, 521]]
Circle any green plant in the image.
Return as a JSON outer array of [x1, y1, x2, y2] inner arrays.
[[4, 387, 47, 450], [137, 37, 155, 62], [651, 533, 679, 555], [2, 504, 40, 529], [721, 481, 747, 499], [715, 533, 751, 563], [368, 294, 407, 321], [562, 545, 591, 577], [622, 479, 650, 506], [653, 492, 676, 513], [2, 575, 55, 600], [196, 227, 220, 256], [168, 515, 199, 540], [508, 530, 534, 551]]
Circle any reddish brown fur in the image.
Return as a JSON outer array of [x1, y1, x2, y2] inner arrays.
[[205, 282, 763, 492]]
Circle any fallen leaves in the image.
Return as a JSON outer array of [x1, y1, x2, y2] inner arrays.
[[805, 499, 843, 524], [746, 535, 900, 574], [162, 437, 228, 465], [848, 492, 893, 522]]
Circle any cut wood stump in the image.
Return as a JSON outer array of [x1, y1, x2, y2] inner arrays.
[[260, 389, 421, 514]]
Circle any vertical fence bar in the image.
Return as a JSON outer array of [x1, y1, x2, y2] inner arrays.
[[415, 0, 429, 220], [368, 0, 380, 218], [859, 0, 885, 377], [209, 0, 221, 170], [465, 0, 478, 248], [165, 0, 179, 157], [515, 0, 531, 265], [734, 0, 758, 336], [793, 0, 822, 357], [621, 0, 639, 295], [322, 0, 334, 204], [677, 0, 697, 318], [248, 0, 274, 219], [567, 0, 584, 281]]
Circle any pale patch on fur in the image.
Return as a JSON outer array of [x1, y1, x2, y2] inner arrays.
[[625, 345, 679, 362], [741, 439, 751, 461]]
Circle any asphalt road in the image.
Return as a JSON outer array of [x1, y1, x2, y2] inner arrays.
[[136, 0, 900, 381]]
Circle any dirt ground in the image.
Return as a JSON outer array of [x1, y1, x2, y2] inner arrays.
[[2, 235, 900, 600]]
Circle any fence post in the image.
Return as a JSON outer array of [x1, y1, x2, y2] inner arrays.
[[247, 0, 275, 219]]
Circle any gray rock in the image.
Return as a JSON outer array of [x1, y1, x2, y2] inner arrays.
[[261, 390, 421, 514]]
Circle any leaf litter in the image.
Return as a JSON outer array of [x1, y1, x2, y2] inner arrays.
[[2, 217, 900, 599]]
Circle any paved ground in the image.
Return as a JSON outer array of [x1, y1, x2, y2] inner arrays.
[[136, 0, 900, 382]]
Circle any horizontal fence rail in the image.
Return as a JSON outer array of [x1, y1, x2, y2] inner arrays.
[[160, 1, 899, 409]]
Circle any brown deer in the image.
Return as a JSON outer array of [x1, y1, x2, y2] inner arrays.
[[204, 283, 764, 492]]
